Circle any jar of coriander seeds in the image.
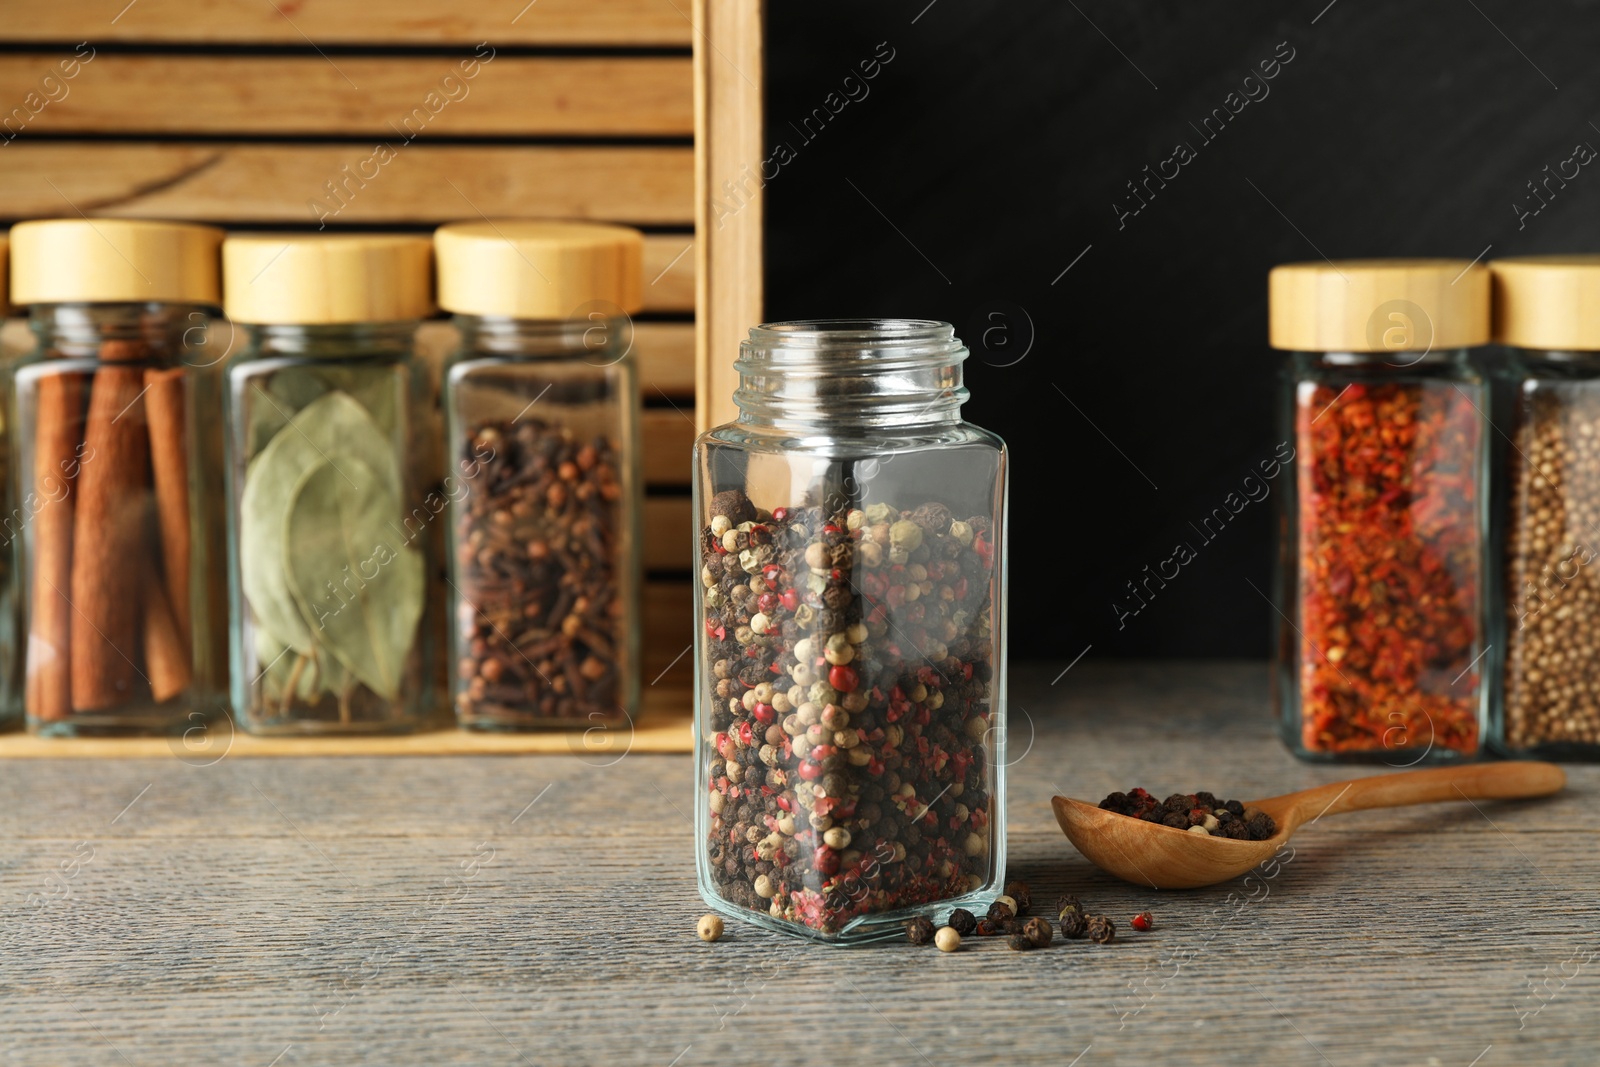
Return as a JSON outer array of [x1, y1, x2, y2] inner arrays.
[[1270, 260, 1490, 763], [695, 319, 1008, 943], [435, 221, 643, 730], [221, 234, 434, 734], [1492, 256, 1600, 759]]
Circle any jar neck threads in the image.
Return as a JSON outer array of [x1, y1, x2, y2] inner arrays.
[[733, 319, 968, 431], [28, 302, 212, 363], [452, 314, 628, 362], [242, 322, 418, 360]]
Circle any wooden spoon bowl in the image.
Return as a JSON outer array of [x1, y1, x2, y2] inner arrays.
[[1052, 761, 1567, 889]]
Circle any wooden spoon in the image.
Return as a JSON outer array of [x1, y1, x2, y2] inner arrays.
[[1051, 762, 1567, 890]]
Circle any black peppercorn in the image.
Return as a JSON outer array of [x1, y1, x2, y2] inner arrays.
[[1087, 915, 1116, 944], [1006, 932, 1032, 951], [986, 900, 1015, 924], [1004, 881, 1032, 916], [1022, 917, 1053, 948], [1055, 895, 1083, 921], [975, 918, 1001, 937], [947, 908, 977, 936], [905, 916, 936, 945], [1060, 911, 1088, 940]]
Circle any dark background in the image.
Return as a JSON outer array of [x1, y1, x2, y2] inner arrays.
[[763, 1, 1598, 660]]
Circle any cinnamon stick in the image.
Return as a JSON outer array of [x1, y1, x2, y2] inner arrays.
[[24, 371, 84, 721], [142, 570, 192, 702], [144, 367, 191, 646], [69, 356, 150, 712]]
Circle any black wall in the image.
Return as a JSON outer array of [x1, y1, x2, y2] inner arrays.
[[765, 1, 1600, 659]]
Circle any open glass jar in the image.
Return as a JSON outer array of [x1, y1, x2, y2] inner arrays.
[[1270, 260, 1490, 763], [694, 320, 1008, 943], [8, 219, 222, 736], [1492, 255, 1600, 758], [221, 234, 434, 734], [435, 221, 642, 730]]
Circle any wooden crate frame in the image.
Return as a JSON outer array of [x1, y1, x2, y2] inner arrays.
[[0, 0, 765, 755]]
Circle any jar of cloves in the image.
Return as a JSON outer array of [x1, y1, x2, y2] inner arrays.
[[1269, 260, 1490, 763], [222, 234, 434, 734], [1491, 256, 1600, 759], [7, 219, 223, 736], [435, 221, 642, 730], [695, 319, 1008, 943]]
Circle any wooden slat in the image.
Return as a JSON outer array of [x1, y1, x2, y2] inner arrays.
[[694, 0, 763, 431], [9, 0, 693, 46], [641, 234, 695, 312], [0, 143, 692, 224], [642, 577, 692, 683], [643, 495, 690, 572], [0, 55, 692, 137], [640, 407, 694, 486], [416, 320, 694, 395]]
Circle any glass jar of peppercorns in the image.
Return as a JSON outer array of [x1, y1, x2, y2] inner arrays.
[[1270, 260, 1490, 763], [694, 319, 1008, 943], [1491, 256, 1600, 760], [435, 221, 643, 730]]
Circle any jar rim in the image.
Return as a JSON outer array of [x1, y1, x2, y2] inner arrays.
[[747, 319, 955, 347]]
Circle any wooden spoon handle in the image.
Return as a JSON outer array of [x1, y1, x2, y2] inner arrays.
[[1283, 762, 1566, 826]]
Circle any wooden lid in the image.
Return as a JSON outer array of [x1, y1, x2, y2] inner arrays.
[[0, 235, 8, 318], [434, 220, 642, 318], [1268, 258, 1490, 353], [223, 233, 434, 324], [9, 219, 223, 306], [1491, 255, 1600, 350]]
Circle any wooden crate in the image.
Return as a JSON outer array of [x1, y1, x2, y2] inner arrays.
[[0, 0, 765, 753]]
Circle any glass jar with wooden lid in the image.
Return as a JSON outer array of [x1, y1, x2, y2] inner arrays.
[[8, 218, 223, 736], [435, 220, 643, 731], [222, 234, 434, 735], [1269, 259, 1490, 763], [1492, 255, 1600, 759]]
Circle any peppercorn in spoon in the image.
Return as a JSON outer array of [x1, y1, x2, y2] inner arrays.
[[1052, 762, 1566, 889]]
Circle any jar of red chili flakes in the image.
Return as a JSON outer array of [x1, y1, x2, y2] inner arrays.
[[1492, 256, 1600, 759], [695, 320, 1007, 943], [1269, 260, 1490, 762]]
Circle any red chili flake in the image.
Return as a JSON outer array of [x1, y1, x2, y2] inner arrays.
[[1295, 380, 1481, 756]]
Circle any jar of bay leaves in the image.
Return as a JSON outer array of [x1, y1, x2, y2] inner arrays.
[[8, 219, 223, 736], [221, 234, 434, 734], [435, 221, 642, 730]]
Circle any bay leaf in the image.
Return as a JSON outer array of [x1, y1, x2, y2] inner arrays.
[[283, 457, 423, 701], [239, 389, 402, 656]]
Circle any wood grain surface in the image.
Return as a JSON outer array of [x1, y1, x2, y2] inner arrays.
[[0, 661, 1591, 1065], [0, 55, 693, 137], [0, 143, 693, 224], [7, 0, 694, 45]]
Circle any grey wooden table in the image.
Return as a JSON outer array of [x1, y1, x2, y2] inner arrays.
[[0, 661, 1593, 1066]]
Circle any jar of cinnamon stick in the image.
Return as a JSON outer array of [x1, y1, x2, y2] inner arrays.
[[434, 221, 642, 730], [7, 219, 223, 736], [221, 234, 434, 734]]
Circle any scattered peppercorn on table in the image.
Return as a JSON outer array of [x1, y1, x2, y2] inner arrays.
[[0, 661, 1592, 1065]]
